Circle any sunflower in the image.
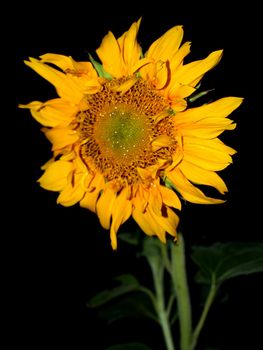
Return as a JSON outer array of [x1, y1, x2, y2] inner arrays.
[[20, 19, 242, 249]]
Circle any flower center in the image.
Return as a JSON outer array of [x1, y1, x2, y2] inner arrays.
[[77, 77, 177, 185], [93, 104, 151, 162]]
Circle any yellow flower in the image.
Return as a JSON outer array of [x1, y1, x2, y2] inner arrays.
[[20, 19, 242, 249]]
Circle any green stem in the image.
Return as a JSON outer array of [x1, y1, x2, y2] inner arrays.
[[191, 275, 217, 350], [171, 234, 192, 350], [151, 258, 176, 350]]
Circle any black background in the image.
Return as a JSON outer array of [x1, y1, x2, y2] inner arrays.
[[12, 1, 262, 349]]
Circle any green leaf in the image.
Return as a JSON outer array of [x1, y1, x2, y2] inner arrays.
[[89, 53, 112, 79], [105, 343, 152, 350], [87, 274, 140, 308], [188, 88, 215, 103], [142, 237, 167, 268], [115, 274, 140, 285], [87, 272, 157, 323], [97, 292, 158, 323], [191, 242, 263, 285], [118, 230, 141, 246]]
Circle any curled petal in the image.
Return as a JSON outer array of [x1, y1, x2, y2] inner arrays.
[[43, 128, 79, 150], [80, 174, 105, 212], [96, 187, 116, 230], [38, 160, 73, 191], [24, 58, 83, 103], [110, 187, 132, 250], [179, 160, 228, 194], [167, 168, 225, 204], [19, 99, 77, 127]]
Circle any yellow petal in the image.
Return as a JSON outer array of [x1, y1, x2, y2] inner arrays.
[[177, 118, 236, 139], [96, 187, 116, 229], [183, 154, 231, 171], [131, 57, 153, 74], [173, 50, 223, 86], [57, 173, 86, 206], [96, 31, 124, 78], [40, 54, 98, 78], [148, 185, 163, 216], [169, 41, 191, 72], [146, 207, 167, 242], [168, 83, 196, 99], [110, 76, 137, 94], [70, 59, 98, 77], [39, 53, 73, 71], [153, 206, 179, 238], [19, 101, 41, 110], [118, 18, 142, 72], [132, 208, 154, 236], [165, 149, 184, 173], [110, 187, 132, 250], [80, 191, 97, 213], [38, 160, 73, 191], [72, 76, 101, 95], [80, 174, 105, 212], [132, 184, 149, 213], [152, 110, 171, 125], [132, 207, 166, 242], [60, 150, 77, 161], [160, 185, 182, 210], [175, 97, 243, 123], [137, 167, 154, 182], [183, 137, 236, 170], [171, 98, 188, 112], [154, 60, 169, 89], [141, 26, 184, 87], [25, 58, 83, 103], [40, 158, 55, 170], [19, 99, 77, 127], [43, 128, 79, 150], [152, 135, 176, 152], [179, 159, 228, 194], [146, 25, 184, 62], [166, 50, 223, 102], [97, 20, 144, 78], [167, 168, 224, 204]]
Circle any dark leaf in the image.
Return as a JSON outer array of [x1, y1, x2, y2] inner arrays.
[[114, 274, 140, 285], [118, 230, 141, 246], [87, 274, 140, 307], [191, 242, 263, 285], [97, 292, 158, 324], [142, 237, 167, 271], [105, 343, 152, 350]]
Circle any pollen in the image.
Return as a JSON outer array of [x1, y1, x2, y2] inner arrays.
[[77, 77, 177, 185]]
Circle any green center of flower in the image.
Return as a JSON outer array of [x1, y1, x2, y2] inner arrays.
[[94, 104, 151, 162], [78, 78, 176, 185]]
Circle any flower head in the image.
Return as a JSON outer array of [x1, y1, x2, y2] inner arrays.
[[20, 19, 242, 249]]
